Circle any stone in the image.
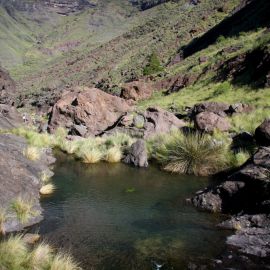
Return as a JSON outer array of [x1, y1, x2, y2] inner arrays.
[[255, 118, 270, 146], [124, 139, 148, 167], [69, 124, 88, 137], [104, 107, 186, 139], [253, 147, 270, 169], [228, 103, 253, 114], [0, 104, 23, 130], [194, 112, 231, 132], [48, 87, 132, 136], [22, 233, 41, 244], [0, 134, 55, 233], [0, 67, 17, 105], [121, 80, 153, 101], [191, 101, 230, 117], [191, 191, 222, 212]]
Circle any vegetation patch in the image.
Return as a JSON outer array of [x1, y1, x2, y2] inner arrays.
[[0, 235, 81, 270]]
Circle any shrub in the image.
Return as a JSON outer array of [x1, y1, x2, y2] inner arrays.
[[29, 243, 52, 269], [143, 52, 164, 76], [50, 253, 81, 270], [153, 131, 228, 176], [40, 184, 56, 195], [78, 147, 104, 164], [12, 197, 36, 224], [0, 235, 28, 269], [23, 146, 41, 161], [105, 146, 122, 163], [0, 235, 81, 270]]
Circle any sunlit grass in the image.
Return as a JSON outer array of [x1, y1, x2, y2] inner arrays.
[[0, 235, 81, 270], [0, 207, 7, 235], [105, 146, 122, 163], [40, 184, 56, 195], [12, 197, 36, 224], [23, 146, 41, 161]]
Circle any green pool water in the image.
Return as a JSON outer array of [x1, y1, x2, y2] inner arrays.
[[37, 153, 228, 270]]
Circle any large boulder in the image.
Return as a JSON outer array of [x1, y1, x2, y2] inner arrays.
[[0, 67, 17, 105], [0, 104, 23, 130], [0, 134, 55, 233], [48, 87, 132, 136], [255, 118, 270, 146], [120, 80, 153, 101], [191, 101, 230, 117], [124, 139, 148, 167], [194, 111, 231, 132], [104, 107, 186, 139]]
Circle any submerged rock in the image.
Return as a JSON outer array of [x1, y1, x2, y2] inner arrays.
[[124, 139, 148, 167]]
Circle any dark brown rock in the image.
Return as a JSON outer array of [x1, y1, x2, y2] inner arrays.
[[194, 112, 231, 132], [48, 87, 132, 137], [255, 119, 270, 146]]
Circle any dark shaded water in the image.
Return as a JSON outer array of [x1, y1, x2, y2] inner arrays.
[[36, 153, 229, 270]]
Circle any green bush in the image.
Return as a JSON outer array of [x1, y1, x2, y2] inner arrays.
[[152, 131, 229, 176], [143, 52, 164, 75]]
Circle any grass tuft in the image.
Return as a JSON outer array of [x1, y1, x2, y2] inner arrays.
[[23, 146, 41, 161], [0, 207, 7, 235], [12, 197, 36, 224], [40, 184, 56, 195], [105, 146, 122, 163], [153, 131, 229, 176]]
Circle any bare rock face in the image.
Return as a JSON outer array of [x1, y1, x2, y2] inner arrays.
[[0, 134, 55, 233], [0, 104, 23, 130], [255, 118, 270, 146], [0, 67, 17, 105], [194, 111, 231, 132], [121, 80, 153, 101], [48, 87, 132, 136]]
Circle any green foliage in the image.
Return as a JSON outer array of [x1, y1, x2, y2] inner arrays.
[[152, 131, 229, 176], [0, 235, 81, 270], [12, 197, 37, 224], [143, 52, 164, 75]]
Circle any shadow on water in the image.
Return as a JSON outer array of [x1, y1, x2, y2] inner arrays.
[[32, 152, 229, 270]]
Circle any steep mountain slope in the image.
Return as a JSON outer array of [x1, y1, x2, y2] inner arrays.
[[0, 0, 240, 101]]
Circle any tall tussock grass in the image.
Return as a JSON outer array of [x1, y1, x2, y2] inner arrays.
[[0, 235, 81, 270], [152, 131, 229, 176]]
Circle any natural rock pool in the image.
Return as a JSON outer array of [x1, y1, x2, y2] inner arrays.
[[35, 153, 229, 269]]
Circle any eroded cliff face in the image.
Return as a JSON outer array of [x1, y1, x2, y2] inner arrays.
[[0, 0, 96, 14]]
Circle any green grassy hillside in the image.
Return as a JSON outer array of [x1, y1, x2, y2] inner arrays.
[[0, 0, 240, 96]]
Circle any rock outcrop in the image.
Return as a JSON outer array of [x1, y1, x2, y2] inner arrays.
[[0, 104, 23, 130], [104, 107, 186, 139], [124, 139, 148, 167], [121, 80, 153, 101], [48, 87, 132, 137], [191, 142, 270, 260], [0, 134, 55, 233], [0, 67, 17, 105]]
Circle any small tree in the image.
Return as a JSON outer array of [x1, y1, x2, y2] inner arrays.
[[143, 52, 164, 75]]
